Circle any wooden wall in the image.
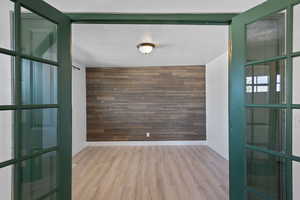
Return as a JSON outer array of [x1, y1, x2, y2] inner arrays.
[[86, 66, 206, 141]]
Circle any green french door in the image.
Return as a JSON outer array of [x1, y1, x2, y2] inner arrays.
[[230, 0, 300, 200], [0, 0, 72, 200]]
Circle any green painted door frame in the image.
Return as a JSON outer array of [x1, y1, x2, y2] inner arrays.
[[67, 13, 238, 25], [0, 0, 72, 199], [230, 0, 300, 199]]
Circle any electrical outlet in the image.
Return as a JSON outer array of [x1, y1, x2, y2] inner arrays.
[[146, 132, 150, 137]]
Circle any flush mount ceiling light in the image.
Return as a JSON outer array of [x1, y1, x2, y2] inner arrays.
[[137, 43, 155, 54]]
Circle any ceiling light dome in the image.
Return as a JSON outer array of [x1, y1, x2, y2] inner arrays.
[[137, 43, 155, 54]]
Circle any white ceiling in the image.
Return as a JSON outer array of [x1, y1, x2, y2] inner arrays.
[[72, 24, 228, 67], [45, 0, 265, 67], [45, 0, 265, 13]]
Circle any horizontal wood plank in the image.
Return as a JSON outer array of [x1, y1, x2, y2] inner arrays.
[[86, 66, 206, 141]]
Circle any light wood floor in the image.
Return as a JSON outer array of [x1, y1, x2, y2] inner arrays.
[[72, 146, 229, 200]]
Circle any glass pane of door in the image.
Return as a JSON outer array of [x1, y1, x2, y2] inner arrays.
[[21, 151, 57, 200], [246, 10, 286, 62], [1, 1, 70, 200], [19, 5, 61, 200], [231, 0, 299, 199], [244, 9, 288, 200], [245, 60, 286, 104], [21, 7, 58, 62], [247, 150, 286, 199], [21, 59, 58, 105], [44, 193, 57, 200], [247, 192, 265, 200], [246, 108, 285, 152], [21, 108, 58, 156]]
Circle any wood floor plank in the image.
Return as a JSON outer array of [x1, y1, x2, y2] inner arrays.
[[72, 146, 229, 200]]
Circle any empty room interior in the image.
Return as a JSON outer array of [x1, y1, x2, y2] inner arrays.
[[71, 23, 229, 200], [1, 0, 300, 200]]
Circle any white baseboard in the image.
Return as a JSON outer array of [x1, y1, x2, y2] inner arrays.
[[86, 140, 207, 146], [72, 142, 87, 157], [207, 143, 229, 160]]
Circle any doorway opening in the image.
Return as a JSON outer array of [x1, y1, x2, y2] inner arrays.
[[71, 23, 229, 200]]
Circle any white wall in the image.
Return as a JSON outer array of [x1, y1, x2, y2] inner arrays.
[[0, 2, 14, 199], [0, 0, 13, 50], [293, 58, 300, 200], [0, 166, 12, 200], [0, 2, 14, 164], [72, 64, 87, 156], [293, 58, 300, 158], [0, 55, 13, 163], [293, 5, 300, 199], [294, 162, 300, 200], [293, 4, 300, 53], [206, 52, 229, 160]]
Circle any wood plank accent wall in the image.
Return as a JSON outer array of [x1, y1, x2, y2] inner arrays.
[[86, 66, 206, 141]]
